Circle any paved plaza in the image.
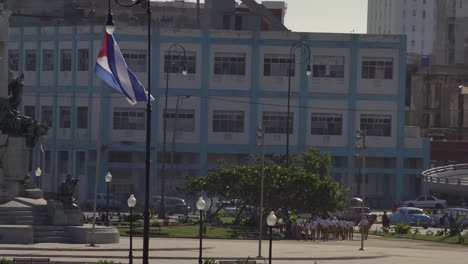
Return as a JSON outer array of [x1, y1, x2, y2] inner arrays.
[[0, 234, 467, 264]]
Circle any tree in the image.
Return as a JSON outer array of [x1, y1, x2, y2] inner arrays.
[[178, 147, 349, 223]]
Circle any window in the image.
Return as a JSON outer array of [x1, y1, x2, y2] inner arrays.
[[122, 49, 147, 72], [164, 51, 196, 74], [402, 10, 406, 18], [8, 49, 19, 71], [422, 10, 426, 19], [41, 106, 53, 127], [312, 56, 344, 78], [113, 107, 145, 130], [214, 52, 246, 75], [361, 57, 393, 80], [59, 106, 71, 128], [25, 49, 36, 71], [263, 54, 292, 77], [164, 109, 195, 132], [212, 110, 244, 133], [77, 48, 88, 71], [411, 40, 416, 48], [311, 113, 343, 135], [76, 151, 86, 175], [24, 105, 35, 119], [77, 106, 88, 129], [360, 114, 392, 137], [262, 111, 293, 134], [42, 49, 54, 71], [412, 25, 416, 32], [60, 49, 72, 71], [402, 24, 406, 33], [58, 151, 69, 174], [412, 9, 416, 16]]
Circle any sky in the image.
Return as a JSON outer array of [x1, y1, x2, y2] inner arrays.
[[185, 0, 368, 33], [281, 0, 368, 33]]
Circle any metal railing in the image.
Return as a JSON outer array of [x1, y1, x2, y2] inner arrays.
[[422, 164, 468, 186]]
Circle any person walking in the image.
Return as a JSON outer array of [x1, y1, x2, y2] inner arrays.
[[359, 216, 370, 240], [382, 211, 390, 231], [442, 213, 450, 234]]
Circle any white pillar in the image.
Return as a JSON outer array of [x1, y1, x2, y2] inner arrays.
[[0, 3, 11, 99]]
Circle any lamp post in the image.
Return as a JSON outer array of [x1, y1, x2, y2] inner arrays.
[[105, 172, 112, 226], [256, 126, 265, 258], [355, 129, 366, 251], [196, 197, 206, 264], [160, 44, 187, 219], [169, 95, 190, 192], [105, 0, 153, 262], [286, 41, 311, 167], [266, 211, 277, 264], [35, 167, 41, 188], [459, 85, 466, 140], [127, 194, 137, 264]]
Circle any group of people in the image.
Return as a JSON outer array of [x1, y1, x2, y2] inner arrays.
[[293, 216, 371, 241]]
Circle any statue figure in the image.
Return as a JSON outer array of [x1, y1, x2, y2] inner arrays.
[[0, 72, 49, 147], [7, 72, 24, 113], [57, 174, 80, 209]]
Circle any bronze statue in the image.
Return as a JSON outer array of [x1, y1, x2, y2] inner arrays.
[[0, 72, 48, 147], [58, 174, 80, 209]]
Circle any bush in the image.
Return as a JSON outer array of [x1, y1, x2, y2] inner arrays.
[[123, 212, 143, 222], [203, 258, 218, 264], [394, 223, 411, 234], [97, 261, 115, 264], [0, 258, 12, 264]]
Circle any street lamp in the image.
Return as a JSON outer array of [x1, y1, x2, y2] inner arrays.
[[169, 95, 190, 193], [160, 44, 188, 219], [106, 0, 152, 262], [286, 41, 311, 167], [196, 197, 206, 264], [266, 211, 277, 264], [127, 194, 137, 264], [355, 129, 366, 251], [105, 172, 112, 226], [35, 167, 41, 188], [256, 126, 265, 258]]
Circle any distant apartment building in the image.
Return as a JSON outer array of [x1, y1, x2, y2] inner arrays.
[[367, 0, 436, 56]]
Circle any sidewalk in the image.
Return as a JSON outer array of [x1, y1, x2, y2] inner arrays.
[[0, 234, 467, 264]]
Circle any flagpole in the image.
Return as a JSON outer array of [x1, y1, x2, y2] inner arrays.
[[101, 1, 152, 263], [142, 2, 152, 263]]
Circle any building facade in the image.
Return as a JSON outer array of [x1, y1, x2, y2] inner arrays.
[[7, 24, 429, 209], [367, 0, 436, 56]]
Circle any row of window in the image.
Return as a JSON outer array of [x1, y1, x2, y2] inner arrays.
[[25, 105, 392, 137], [9, 49, 395, 80]]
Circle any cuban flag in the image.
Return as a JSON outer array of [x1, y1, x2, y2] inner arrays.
[[95, 31, 149, 105]]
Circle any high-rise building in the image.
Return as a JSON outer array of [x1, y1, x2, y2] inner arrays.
[[367, 0, 436, 56]]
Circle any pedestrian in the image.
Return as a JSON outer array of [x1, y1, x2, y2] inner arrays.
[[295, 217, 303, 241], [382, 211, 390, 231], [391, 202, 398, 212], [359, 216, 370, 240], [443, 213, 450, 234]]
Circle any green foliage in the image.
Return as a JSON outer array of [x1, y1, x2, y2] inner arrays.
[[97, 261, 115, 264], [425, 230, 434, 236], [178, 147, 348, 219], [202, 258, 218, 264], [236, 257, 253, 264], [413, 228, 420, 235], [394, 223, 411, 234], [0, 258, 12, 264], [122, 212, 143, 222]]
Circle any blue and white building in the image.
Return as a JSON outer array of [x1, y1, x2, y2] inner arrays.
[[8, 24, 429, 208]]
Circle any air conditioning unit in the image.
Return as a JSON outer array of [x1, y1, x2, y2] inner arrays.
[[224, 133, 232, 140]]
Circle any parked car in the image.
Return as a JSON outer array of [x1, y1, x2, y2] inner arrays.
[[388, 207, 434, 229], [335, 207, 377, 225], [431, 207, 468, 227], [401, 195, 446, 209], [151, 196, 191, 216]]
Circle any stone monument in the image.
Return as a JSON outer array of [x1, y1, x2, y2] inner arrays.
[[0, 2, 119, 244]]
